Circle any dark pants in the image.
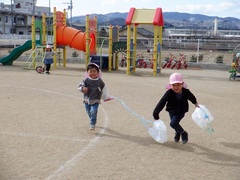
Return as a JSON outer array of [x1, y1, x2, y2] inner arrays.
[[45, 64, 51, 72], [169, 113, 185, 133]]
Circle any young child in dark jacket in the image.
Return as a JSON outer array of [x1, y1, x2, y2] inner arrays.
[[153, 73, 199, 144]]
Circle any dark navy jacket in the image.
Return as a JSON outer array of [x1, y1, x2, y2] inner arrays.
[[153, 88, 197, 120]]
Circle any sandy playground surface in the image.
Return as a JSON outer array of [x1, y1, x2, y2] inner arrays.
[[0, 61, 239, 180]]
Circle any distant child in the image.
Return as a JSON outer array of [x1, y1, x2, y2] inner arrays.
[[153, 72, 199, 144], [44, 45, 58, 75], [78, 63, 113, 130]]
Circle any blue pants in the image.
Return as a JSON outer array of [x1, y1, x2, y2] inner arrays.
[[84, 103, 99, 126], [169, 113, 185, 133]]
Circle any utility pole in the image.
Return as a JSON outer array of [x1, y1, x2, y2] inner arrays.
[[11, 0, 13, 34], [63, 0, 73, 27], [48, 0, 51, 26], [49, 0, 51, 17], [32, 0, 35, 16]]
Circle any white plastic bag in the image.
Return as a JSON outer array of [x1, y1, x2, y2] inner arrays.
[[191, 104, 214, 129], [101, 86, 114, 102], [102, 86, 110, 100], [148, 120, 167, 143]]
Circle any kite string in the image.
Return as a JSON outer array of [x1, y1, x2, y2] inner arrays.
[[112, 96, 153, 129]]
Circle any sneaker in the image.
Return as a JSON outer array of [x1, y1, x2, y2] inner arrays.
[[45, 72, 50, 75], [174, 132, 181, 142], [181, 131, 188, 144], [89, 125, 95, 131]]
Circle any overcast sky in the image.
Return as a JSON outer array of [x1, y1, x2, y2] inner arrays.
[[3, 0, 240, 18]]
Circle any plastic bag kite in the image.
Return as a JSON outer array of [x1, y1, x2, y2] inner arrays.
[[148, 120, 168, 143], [113, 97, 168, 143], [191, 104, 214, 133]]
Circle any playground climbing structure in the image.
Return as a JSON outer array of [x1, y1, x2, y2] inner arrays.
[[125, 7, 164, 76]]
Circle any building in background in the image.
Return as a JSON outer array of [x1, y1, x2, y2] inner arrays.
[[0, 0, 49, 34]]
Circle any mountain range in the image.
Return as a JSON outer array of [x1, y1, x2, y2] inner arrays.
[[72, 12, 240, 30]]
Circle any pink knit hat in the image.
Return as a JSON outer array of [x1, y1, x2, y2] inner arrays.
[[165, 73, 187, 89]]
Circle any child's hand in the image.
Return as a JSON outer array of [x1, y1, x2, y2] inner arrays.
[[82, 87, 88, 94], [104, 96, 114, 102], [195, 103, 200, 108]]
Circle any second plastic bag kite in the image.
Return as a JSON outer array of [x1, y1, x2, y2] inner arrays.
[[148, 120, 168, 143], [191, 104, 214, 131]]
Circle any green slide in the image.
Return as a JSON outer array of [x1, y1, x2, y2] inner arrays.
[[0, 40, 32, 65]]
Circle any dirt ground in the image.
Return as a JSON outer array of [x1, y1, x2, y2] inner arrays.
[[0, 60, 239, 180]]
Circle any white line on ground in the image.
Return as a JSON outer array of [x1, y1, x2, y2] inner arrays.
[[0, 85, 81, 99], [0, 84, 109, 179], [45, 107, 109, 179]]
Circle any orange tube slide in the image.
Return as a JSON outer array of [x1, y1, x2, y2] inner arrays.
[[56, 26, 96, 53], [55, 11, 96, 53]]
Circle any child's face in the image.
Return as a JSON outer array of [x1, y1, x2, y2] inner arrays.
[[87, 68, 99, 79], [171, 83, 183, 94]]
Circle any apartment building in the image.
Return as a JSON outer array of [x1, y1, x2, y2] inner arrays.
[[0, 0, 49, 35]]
